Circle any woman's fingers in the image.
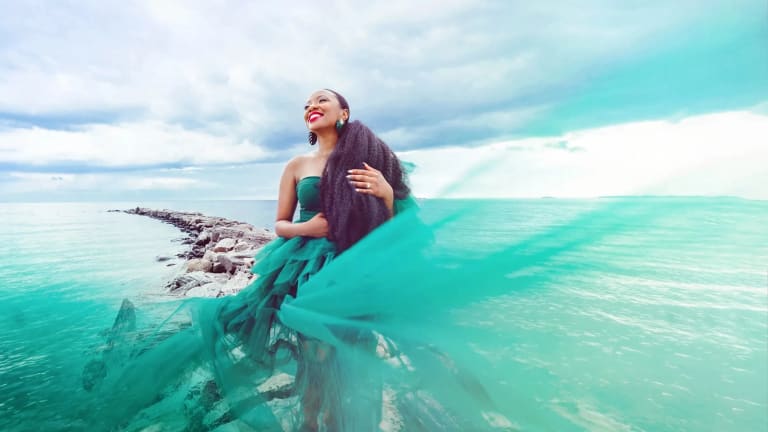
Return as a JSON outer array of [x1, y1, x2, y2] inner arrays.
[[348, 165, 387, 196], [346, 174, 373, 182], [350, 180, 375, 191]]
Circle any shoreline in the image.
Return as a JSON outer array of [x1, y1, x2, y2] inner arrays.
[[121, 207, 276, 297]]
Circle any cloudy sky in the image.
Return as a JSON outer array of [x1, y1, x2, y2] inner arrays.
[[0, 0, 766, 201]]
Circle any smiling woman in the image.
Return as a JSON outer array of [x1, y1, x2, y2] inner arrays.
[[222, 88, 416, 429], [73, 89, 450, 431]]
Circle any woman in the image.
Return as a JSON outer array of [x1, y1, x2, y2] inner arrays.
[[261, 88, 414, 430], [95, 89, 509, 432], [84, 89, 417, 432], [87, 85, 525, 432], [275, 88, 411, 247], [193, 88, 416, 431]]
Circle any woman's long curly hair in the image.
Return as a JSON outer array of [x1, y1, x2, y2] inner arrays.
[[319, 91, 410, 253]]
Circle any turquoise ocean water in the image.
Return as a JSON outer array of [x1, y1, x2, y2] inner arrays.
[[0, 199, 766, 431]]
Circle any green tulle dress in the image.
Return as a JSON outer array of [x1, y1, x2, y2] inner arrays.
[[90, 176, 510, 432], [82, 176, 657, 431]]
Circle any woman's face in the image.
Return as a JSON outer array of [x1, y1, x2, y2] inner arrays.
[[304, 90, 348, 132]]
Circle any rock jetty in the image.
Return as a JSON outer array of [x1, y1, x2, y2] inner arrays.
[[124, 207, 276, 298]]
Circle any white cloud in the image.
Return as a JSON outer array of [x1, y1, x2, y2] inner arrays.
[[0, 121, 269, 166], [4, 171, 206, 193], [0, 1, 764, 200], [2, 111, 765, 201], [0, 162, 285, 201], [0, 0, 736, 153], [401, 111, 768, 200]]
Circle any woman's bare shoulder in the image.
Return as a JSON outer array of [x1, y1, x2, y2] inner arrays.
[[289, 153, 316, 164], [283, 154, 312, 174], [286, 152, 324, 178]]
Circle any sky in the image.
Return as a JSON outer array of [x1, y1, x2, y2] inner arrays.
[[0, 0, 766, 201]]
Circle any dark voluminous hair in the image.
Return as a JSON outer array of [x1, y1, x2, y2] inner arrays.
[[320, 119, 411, 253]]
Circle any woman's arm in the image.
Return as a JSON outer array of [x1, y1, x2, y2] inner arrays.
[[274, 158, 328, 239]]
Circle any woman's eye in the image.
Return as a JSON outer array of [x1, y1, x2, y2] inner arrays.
[[304, 105, 309, 110]]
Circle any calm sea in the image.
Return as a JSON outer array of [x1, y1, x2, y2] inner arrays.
[[0, 198, 766, 431]]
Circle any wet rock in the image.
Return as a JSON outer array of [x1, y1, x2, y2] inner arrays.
[[216, 254, 244, 274], [124, 207, 275, 297], [218, 271, 254, 296], [195, 231, 211, 246], [203, 250, 218, 262], [233, 241, 251, 252], [186, 282, 223, 297], [187, 258, 213, 273], [82, 359, 107, 391], [82, 299, 136, 391], [212, 238, 236, 253], [168, 272, 215, 292]]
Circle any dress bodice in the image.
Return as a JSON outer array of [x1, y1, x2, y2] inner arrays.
[[296, 175, 417, 223], [296, 176, 321, 222]]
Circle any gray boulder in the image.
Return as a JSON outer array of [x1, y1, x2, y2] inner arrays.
[[212, 238, 236, 252], [187, 258, 213, 273]]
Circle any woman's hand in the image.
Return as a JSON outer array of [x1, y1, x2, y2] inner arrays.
[[302, 212, 329, 238], [347, 162, 394, 213]]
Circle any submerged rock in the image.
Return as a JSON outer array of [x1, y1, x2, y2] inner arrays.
[[82, 359, 107, 391], [82, 299, 137, 391]]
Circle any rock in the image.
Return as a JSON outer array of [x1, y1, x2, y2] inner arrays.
[[82, 359, 107, 391], [107, 299, 136, 347], [211, 261, 227, 274], [212, 238, 236, 252], [124, 207, 276, 298], [186, 282, 223, 298], [233, 241, 251, 252], [189, 245, 206, 259], [219, 271, 253, 296], [82, 299, 136, 391], [203, 250, 218, 262], [168, 272, 214, 292], [195, 231, 210, 246], [231, 249, 260, 259], [187, 258, 213, 273], [155, 255, 172, 262], [256, 372, 294, 399], [216, 254, 245, 274]]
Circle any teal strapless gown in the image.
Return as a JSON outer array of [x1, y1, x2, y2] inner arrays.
[[88, 175, 670, 432], [90, 176, 502, 431], [82, 172, 619, 431]]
